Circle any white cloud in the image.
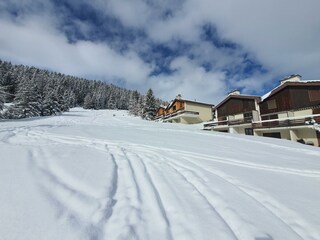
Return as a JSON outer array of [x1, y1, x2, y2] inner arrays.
[[0, 16, 152, 86], [100, 0, 320, 79], [1, 0, 320, 105], [157, 0, 320, 79], [150, 57, 227, 103]]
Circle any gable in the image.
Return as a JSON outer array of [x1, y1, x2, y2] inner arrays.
[[260, 85, 320, 114], [166, 99, 184, 113], [217, 97, 256, 117]]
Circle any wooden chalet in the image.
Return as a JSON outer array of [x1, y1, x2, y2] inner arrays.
[[157, 95, 214, 124], [155, 106, 166, 119], [204, 90, 260, 135], [252, 75, 320, 146]]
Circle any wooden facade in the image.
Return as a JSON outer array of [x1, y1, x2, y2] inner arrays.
[[204, 94, 260, 134], [156, 107, 166, 117], [260, 83, 320, 115], [255, 81, 320, 147], [166, 99, 185, 114], [159, 97, 213, 124], [205, 79, 320, 146], [217, 97, 258, 118]]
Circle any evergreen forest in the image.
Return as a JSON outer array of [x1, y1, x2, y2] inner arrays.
[[0, 60, 166, 120]]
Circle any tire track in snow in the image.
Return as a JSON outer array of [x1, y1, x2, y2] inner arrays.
[[201, 131, 320, 157], [121, 147, 240, 240], [131, 144, 320, 178], [167, 158, 302, 240], [129, 146, 319, 240], [28, 145, 119, 240], [131, 151, 173, 240], [176, 151, 320, 178], [141, 151, 246, 240], [106, 146, 173, 240], [0, 126, 31, 143], [103, 145, 143, 240], [166, 151, 319, 240], [148, 156, 239, 240], [24, 130, 320, 239], [27, 130, 320, 178]]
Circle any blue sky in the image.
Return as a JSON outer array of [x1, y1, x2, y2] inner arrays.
[[1, 0, 320, 103]]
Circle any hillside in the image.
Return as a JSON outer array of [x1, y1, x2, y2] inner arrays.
[[0, 108, 320, 240]]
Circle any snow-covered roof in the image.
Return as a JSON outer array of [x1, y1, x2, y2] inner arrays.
[[214, 94, 260, 110], [261, 80, 320, 101], [165, 98, 214, 110], [261, 91, 272, 101]]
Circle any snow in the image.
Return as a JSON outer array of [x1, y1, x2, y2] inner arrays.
[[1, 108, 320, 240], [261, 91, 271, 101], [261, 80, 320, 101]]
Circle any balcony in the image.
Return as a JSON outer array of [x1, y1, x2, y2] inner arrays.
[[154, 114, 165, 120], [203, 117, 252, 129], [228, 118, 252, 125], [163, 110, 199, 121], [252, 114, 320, 129], [162, 110, 200, 123]]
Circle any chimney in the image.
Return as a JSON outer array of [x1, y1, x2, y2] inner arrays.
[[280, 74, 301, 84], [176, 94, 182, 100], [228, 89, 241, 96]]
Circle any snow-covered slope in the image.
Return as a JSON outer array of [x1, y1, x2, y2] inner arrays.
[[1, 108, 320, 240]]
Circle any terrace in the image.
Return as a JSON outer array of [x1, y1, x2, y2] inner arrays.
[[252, 114, 320, 129], [203, 111, 254, 129], [163, 109, 200, 122]]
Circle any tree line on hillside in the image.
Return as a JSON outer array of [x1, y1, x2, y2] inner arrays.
[[0, 60, 166, 120]]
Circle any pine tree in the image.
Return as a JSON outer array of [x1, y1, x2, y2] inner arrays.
[[0, 86, 5, 112], [34, 72, 47, 116], [11, 72, 40, 118], [43, 81, 61, 116], [0, 60, 167, 119], [0, 65, 17, 102], [0, 87, 6, 119], [108, 94, 116, 109], [83, 94, 94, 109], [143, 88, 157, 120], [68, 90, 76, 108], [60, 90, 75, 112], [128, 90, 141, 116], [93, 88, 106, 110]]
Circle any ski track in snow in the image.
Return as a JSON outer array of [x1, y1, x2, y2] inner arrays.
[[28, 144, 119, 240], [1, 117, 320, 240], [132, 147, 319, 240], [151, 153, 316, 240], [24, 129, 320, 178]]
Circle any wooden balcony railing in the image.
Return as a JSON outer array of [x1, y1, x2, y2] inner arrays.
[[203, 118, 252, 129], [252, 114, 320, 129], [228, 118, 252, 126]]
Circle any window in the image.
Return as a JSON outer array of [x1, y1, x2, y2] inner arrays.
[[245, 128, 253, 135], [173, 105, 176, 111], [309, 90, 320, 102], [243, 112, 253, 123], [269, 114, 278, 119], [267, 99, 277, 109], [243, 112, 253, 119], [263, 132, 281, 139]]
